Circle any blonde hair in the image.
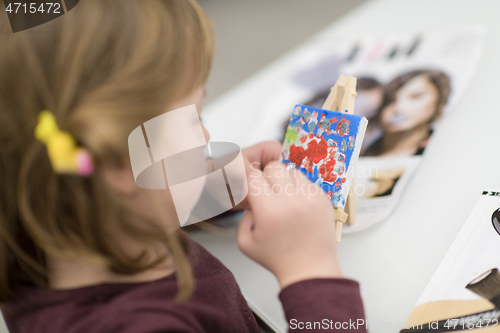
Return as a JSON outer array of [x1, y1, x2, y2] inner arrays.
[[0, 0, 214, 302]]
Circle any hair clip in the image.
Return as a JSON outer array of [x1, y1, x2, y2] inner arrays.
[[34, 111, 94, 176]]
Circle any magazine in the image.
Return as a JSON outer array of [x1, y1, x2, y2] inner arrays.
[[401, 190, 500, 332], [204, 26, 486, 232]]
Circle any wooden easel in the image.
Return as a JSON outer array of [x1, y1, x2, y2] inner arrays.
[[321, 75, 358, 242]]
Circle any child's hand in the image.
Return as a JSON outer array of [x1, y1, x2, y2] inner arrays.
[[241, 141, 282, 169], [234, 141, 282, 211], [237, 162, 342, 289]]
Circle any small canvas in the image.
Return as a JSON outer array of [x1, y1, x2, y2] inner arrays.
[[281, 104, 368, 208]]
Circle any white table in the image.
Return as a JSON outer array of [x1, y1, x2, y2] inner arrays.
[[188, 0, 500, 331]]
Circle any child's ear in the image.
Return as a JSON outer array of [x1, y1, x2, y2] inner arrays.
[[100, 161, 138, 197]]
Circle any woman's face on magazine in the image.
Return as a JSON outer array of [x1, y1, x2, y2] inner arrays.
[[380, 75, 439, 132]]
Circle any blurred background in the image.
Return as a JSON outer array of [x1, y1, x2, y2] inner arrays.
[[198, 0, 366, 103]]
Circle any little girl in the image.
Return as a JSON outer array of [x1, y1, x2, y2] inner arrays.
[[0, 1, 366, 332]]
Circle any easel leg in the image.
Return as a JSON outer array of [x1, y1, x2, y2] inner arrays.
[[336, 221, 343, 242], [345, 184, 356, 225]]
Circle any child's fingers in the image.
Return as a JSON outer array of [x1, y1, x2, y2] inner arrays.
[[237, 211, 256, 255], [257, 141, 282, 167], [245, 166, 274, 207], [242, 141, 282, 171], [262, 161, 294, 188]]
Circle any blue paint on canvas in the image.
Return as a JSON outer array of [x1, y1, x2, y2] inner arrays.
[[281, 104, 367, 208]]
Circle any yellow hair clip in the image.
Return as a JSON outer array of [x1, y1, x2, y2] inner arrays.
[[34, 111, 94, 176]]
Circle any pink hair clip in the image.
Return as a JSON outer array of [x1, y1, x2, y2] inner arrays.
[[76, 148, 94, 176]]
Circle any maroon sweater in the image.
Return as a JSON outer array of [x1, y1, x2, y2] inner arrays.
[[1, 236, 367, 333]]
